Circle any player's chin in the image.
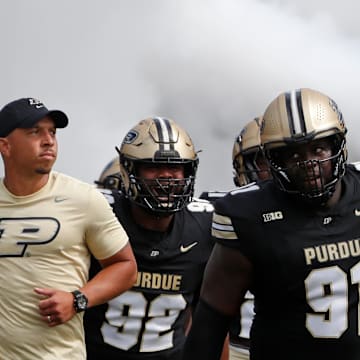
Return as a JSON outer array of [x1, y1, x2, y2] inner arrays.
[[299, 179, 322, 194]]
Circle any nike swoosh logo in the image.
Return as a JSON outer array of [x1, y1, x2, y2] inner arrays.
[[54, 197, 68, 203], [180, 242, 198, 253], [354, 209, 360, 216]]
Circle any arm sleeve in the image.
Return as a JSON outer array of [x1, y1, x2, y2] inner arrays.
[[86, 187, 128, 259], [183, 299, 232, 360]]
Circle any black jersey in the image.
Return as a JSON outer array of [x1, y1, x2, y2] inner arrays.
[[200, 190, 254, 353], [84, 191, 214, 360], [212, 164, 360, 359]]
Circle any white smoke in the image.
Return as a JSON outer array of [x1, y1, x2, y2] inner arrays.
[[1, 0, 359, 194]]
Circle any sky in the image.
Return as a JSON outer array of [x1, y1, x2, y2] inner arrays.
[[1, 0, 360, 195]]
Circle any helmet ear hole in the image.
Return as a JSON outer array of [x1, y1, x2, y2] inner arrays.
[[268, 148, 287, 169], [95, 157, 121, 190]]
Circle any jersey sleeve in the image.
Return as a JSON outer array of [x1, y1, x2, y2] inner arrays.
[[85, 187, 128, 260], [211, 210, 240, 248], [211, 185, 262, 261]]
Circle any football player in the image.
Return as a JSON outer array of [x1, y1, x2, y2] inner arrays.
[[84, 117, 215, 360], [94, 156, 122, 190], [232, 116, 270, 187], [230, 117, 271, 360], [183, 88, 360, 360], [199, 116, 270, 199], [201, 117, 271, 360]]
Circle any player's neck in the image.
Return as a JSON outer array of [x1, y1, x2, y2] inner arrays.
[[130, 204, 174, 232]]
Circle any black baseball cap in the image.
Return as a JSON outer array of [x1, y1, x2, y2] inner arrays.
[[0, 97, 69, 137]]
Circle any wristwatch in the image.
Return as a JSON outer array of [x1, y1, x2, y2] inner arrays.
[[71, 290, 88, 313]]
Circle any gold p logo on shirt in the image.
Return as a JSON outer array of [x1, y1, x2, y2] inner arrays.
[[0, 217, 60, 257]]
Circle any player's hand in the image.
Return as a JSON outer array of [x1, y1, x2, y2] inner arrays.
[[34, 287, 76, 327]]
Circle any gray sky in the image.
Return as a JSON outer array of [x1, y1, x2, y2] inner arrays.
[[1, 0, 360, 194]]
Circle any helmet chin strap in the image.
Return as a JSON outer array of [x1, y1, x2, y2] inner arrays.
[[298, 187, 335, 207], [296, 179, 342, 208], [141, 200, 175, 218]]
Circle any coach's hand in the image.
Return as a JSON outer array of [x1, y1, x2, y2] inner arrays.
[[34, 287, 76, 327]]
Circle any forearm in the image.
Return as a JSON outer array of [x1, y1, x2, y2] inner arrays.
[[221, 334, 230, 360], [82, 257, 137, 307], [183, 299, 231, 360]]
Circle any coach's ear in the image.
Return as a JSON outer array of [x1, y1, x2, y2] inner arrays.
[[0, 137, 10, 157]]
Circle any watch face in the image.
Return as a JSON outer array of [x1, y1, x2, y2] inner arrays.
[[73, 291, 88, 312], [77, 296, 87, 310]]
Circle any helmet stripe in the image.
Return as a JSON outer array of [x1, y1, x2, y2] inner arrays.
[[285, 92, 295, 135], [163, 118, 175, 143], [285, 90, 306, 136], [295, 89, 306, 134], [153, 117, 175, 152]]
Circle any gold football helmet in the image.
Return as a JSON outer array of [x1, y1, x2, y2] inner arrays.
[[232, 116, 270, 186], [95, 157, 122, 190], [116, 117, 198, 213], [261, 88, 347, 203]]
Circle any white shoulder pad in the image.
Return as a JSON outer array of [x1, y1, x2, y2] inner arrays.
[[187, 198, 214, 212], [198, 191, 227, 201], [351, 162, 360, 171], [98, 188, 116, 205], [193, 196, 210, 203]]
